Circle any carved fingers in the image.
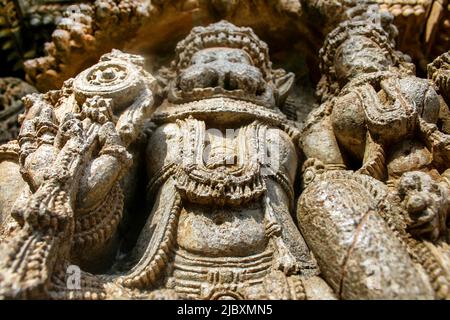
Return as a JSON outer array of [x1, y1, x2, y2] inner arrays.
[[434, 70, 450, 96], [115, 88, 155, 147], [273, 237, 301, 276], [98, 121, 132, 170]]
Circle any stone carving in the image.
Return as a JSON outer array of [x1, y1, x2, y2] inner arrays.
[[0, 0, 86, 76], [20, 0, 443, 92], [0, 21, 337, 300], [428, 50, 450, 135], [429, 50, 450, 104], [0, 0, 446, 85], [377, 0, 432, 69], [23, 0, 307, 92], [0, 4, 449, 300], [424, 0, 450, 62], [299, 6, 450, 299]]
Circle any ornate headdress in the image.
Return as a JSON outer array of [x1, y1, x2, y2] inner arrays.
[[317, 5, 412, 99], [154, 21, 295, 125]]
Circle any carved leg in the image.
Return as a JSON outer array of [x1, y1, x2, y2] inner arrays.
[[297, 171, 434, 299]]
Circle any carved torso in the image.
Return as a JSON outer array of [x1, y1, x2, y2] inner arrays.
[[146, 113, 298, 258]]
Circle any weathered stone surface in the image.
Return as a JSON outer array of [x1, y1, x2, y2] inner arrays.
[[0, 2, 449, 300]]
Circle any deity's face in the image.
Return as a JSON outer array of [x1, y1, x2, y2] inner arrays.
[[334, 35, 393, 82], [175, 47, 270, 101]]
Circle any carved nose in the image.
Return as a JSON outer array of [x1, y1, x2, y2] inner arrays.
[[178, 67, 219, 91], [220, 72, 238, 91]]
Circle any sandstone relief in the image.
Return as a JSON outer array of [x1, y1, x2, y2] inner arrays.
[[0, 1, 449, 300]]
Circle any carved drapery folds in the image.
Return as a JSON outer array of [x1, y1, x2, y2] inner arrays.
[[0, 2, 449, 300]]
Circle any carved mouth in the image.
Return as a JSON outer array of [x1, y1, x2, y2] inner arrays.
[[167, 84, 275, 108]]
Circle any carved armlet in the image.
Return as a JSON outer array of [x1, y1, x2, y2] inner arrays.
[[418, 118, 450, 169]]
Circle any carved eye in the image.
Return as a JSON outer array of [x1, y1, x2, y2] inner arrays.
[[196, 53, 217, 64], [227, 56, 240, 63], [192, 55, 213, 65], [226, 52, 245, 63], [204, 56, 216, 64]]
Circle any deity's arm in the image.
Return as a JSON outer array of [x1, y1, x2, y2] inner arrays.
[[0, 141, 28, 240], [0, 50, 159, 284], [67, 54, 158, 267], [299, 101, 345, 169], [0, 78, 38, 238], [0, 93, 66, 242]]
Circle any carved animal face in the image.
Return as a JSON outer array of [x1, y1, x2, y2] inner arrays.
[[398, 171, 449, 242], [335, 36, 393, 82], [170, 47, 276, 106]]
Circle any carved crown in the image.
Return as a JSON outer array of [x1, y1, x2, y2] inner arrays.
[[320, 12, 403, 80], [173, 20, 273, 80]]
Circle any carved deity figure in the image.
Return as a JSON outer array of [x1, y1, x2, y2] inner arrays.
[[0, 15, 449, 300], [0, 21, 335, 300], [299, 10, 450, 299], [428, 50, 450, 134]]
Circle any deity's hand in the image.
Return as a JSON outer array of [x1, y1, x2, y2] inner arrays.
[[397, 171, 449, 242], [274, 247, 301, 275], [75, 96, 133, 211], [301, 158, 346, 189]]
